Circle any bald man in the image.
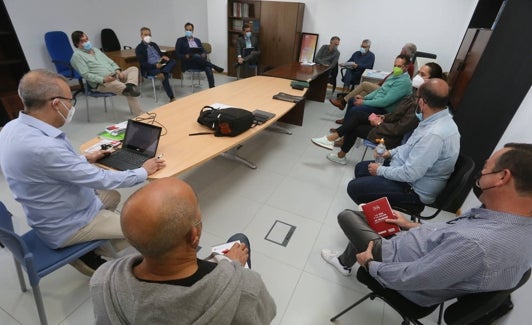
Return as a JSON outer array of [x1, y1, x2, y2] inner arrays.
[[0, 70, 165, 276], [90, 177, 276, 324], [323, 143, 532, 310], [345, 78, 460, 208]]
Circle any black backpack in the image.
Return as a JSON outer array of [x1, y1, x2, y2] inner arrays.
[[197, 106, 255, 137]]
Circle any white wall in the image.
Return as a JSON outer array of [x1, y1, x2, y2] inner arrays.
[[4, 0, 208, 71], [207, 0, 478, 74]]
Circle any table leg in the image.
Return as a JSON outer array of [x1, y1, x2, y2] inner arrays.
[[220, 145, 257, 169]]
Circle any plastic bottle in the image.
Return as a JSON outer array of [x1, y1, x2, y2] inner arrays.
[[375, 138, 386, 164]]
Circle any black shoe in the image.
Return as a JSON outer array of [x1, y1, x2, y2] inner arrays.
[[70, 250, 107, 276], [213, 65, 224, 73], [123, 83, 140, 97]]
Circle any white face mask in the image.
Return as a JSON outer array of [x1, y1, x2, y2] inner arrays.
[[412, 74, 425, 88], [143, 36, 151, 43], [58, 101, 76, 124]]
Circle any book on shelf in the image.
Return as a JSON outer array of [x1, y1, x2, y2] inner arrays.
[[232, 19, 243, 31], [360, 197, 400, 237], [248, 19, 260, 33]]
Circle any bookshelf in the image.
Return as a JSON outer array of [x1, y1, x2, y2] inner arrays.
[[0, 0, 29, 126], [227, 0, 261, 77]]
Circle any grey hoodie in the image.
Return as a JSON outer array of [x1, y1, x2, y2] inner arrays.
[[90, 255, 276, 324]]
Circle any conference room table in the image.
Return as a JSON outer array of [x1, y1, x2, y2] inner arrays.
[[262, 62, 330, 103], [81, 76, 307, 179]]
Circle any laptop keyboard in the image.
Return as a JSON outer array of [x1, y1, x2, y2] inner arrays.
[[98, 150, 150, 171]]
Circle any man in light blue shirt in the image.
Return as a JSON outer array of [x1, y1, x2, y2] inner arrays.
[[347, 78, 460, 207], [323, 143, 532, 307], [0, 70, 166, 275]]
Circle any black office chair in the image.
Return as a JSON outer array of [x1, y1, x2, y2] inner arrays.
[[100, 28, 131, 52], [444, 268, 531, 325], [392, 153, 475, 222], [331, 267, 443, 325], [331, 267, 531, 325]]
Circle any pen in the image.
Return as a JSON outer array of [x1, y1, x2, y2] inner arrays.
[[157, 153, 164, 159]]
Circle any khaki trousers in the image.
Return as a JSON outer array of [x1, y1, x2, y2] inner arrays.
[[343, 81, 380, 101], [96, 66, 143, 116]]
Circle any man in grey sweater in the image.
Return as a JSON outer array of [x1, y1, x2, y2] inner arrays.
[[90, 177, 276, 324]]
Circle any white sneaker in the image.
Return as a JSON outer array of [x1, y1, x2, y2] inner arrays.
[[327, 153, 347, 165], [321, 249, 352, 276], [311, 136, 334, 150]]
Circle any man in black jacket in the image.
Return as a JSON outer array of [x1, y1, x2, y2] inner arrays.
[[135, 27, 176, 102], [235, 23, 260, 78]]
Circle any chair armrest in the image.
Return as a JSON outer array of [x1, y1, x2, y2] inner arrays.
[[123, 45, 132, 50]]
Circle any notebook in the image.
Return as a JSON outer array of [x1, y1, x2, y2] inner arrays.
[[97, 120, 162, 171], [188, 47, 203, 55]]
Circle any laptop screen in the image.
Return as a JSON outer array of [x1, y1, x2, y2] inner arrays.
[[122, 120, 162, 157]]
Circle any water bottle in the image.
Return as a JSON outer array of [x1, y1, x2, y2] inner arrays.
[[375, 138, 386, 164]]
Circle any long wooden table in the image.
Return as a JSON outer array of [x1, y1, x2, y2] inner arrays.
[[262, 62, 330, 102], [105, 45, 182, 79], [81, 76, 306, 179]]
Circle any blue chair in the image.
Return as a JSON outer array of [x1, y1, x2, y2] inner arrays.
[[0, 202, 106, 325], [44, 31, 83, 98], [82, 78, 116, 122]]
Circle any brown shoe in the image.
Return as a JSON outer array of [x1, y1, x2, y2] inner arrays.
[[335, 119, 344, 125], [329, 98, 346, 110], [334, 138, 344, 147], [329, 128, 337, 133]]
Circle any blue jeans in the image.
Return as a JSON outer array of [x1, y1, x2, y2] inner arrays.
[[146, 59, 176, 99], [226, 233, 252, 268], [344, 98, 387, 121], [347, 160, 422, 207]]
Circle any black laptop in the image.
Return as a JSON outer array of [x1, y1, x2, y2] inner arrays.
[[97, 120, 162, 171]]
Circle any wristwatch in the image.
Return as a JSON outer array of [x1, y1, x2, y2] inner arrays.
[[364, 258, 374, 270]]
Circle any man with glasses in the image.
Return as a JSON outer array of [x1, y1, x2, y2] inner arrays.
[[322, 143, 532, 315], [0, 70, 166, 276], [70, 30, 144, 116], [339, 39, 375, 93], [90, 177, 276, 324]]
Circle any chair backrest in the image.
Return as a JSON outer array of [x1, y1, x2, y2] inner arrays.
[[444, 268, 531, 325], [44, 31, 80, 80], [413, 51, 437, 75], [430, 153, 475, 212], [101, 28, 121, 52], [0, 202, 32, 269]]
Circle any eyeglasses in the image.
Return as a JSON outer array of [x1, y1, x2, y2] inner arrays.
[[50, 96, 76, 107], [192, 219, 202, 227]]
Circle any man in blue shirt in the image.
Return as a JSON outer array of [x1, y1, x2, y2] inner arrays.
[[347, 78, 460, 207], [323, 143, 532, 307], [0, 70, 166, 275], [339, 39, 375, 93]]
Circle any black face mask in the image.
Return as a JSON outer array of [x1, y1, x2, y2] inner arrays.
[[473, 170, 502, 199]]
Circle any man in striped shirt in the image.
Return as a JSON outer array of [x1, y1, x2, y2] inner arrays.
[[322, 143, 532, 306]]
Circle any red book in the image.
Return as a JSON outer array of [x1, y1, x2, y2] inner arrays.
[[361, 197, 400, 237]]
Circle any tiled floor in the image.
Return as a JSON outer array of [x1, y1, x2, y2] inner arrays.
[[0, 74, 529, 324]]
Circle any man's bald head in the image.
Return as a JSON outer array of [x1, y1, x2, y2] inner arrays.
[[121, 177, 201, 258], [18, 70, 68, 111], [418, 78, 449, 110]]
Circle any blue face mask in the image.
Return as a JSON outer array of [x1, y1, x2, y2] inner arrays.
[[246, 31, 252, 38], [415, 103, 423, 121], [82, 41, 92, 51], [360, 47, 366, 54], [185, 30, 193, 38]]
